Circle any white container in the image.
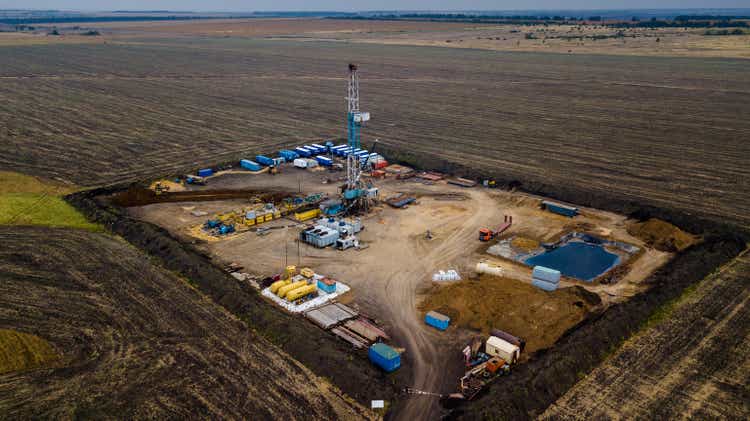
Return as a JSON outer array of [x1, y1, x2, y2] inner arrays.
[[305, 158, 318, 168], [486, 336, 520, 363], [293, 158, 308, 168]]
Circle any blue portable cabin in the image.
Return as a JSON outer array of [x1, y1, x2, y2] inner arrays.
[[240, 159, 262, 171], [542, 200, 579, 217], [279, 149, 299, 161], [425, 311, 450, 331], [368, 343, 401, 372], [354, 150, 369, 158], [311, 143, 325, 152], [315, 155, 333, 167], [305, 144, 322, 154], [331, 144, 347, 154], [295, 147, 312, 157], [339, 147, 353, 157], [255, 155, 274, 166], [317, 278, 337, 294], [197, 168, 213, 177]]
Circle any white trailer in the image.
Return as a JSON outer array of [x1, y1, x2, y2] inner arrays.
[[485, 336, 520, 364]]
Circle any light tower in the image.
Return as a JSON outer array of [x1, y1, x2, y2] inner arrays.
[[343, 63, 370, 206]]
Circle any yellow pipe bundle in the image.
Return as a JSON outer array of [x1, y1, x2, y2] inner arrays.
[[269, 279, 290, 294], [286, 284, 317, 302], [277, 280, 307, 298]]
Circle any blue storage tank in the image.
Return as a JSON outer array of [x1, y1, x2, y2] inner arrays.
[[197, 168, 213, 177], [240, 159, 261, 171], [255, 155, 274, 166], [279, 150, 299, 161], [369, 343, 401, 372], [425, 311, 450, 331], [532, 278, 558, 291], [295, 147, 311, 157], [316, 156, 333, 166], [532, 266, 561, 284]]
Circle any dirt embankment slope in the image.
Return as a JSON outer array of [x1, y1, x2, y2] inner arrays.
[[0, 227, 372, 420], [542, 248, 750, 420]]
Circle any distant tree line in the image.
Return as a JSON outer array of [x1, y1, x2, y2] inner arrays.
[[333, 13, 750, 29]]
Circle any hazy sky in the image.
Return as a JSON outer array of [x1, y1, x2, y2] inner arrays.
[[2, 1, 749, 12]]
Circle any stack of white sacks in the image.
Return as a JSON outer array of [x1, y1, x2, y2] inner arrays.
[[432, 270, 461, 282]]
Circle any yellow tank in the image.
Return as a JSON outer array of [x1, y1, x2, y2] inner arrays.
[[264, 214, 273, 222], [256, 216, 264, 224], [273, 211, 282, 219], [246, 218, 255, 226], [269, 279, 290, 294], [295, 209, 321, 222], [278, 280, 308, 298], [286, 284, 317, 302], [284, 265, 297, 279], [300, 267, 315, 278]]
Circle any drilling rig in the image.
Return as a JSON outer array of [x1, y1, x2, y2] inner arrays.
[[342, 63, 372, 212]]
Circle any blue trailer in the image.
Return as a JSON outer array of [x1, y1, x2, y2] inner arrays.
[[425, 311, 450, 331], [197, 168, 213, 177], [369, 343, 401, 372], [240, 159, 261, 171], [255, 155, 274, 166]]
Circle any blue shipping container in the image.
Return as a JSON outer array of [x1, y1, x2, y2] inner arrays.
[[369, 343, 401, 372], [425, 311, 450, 331], [197, 168, 213, 177], [542, 201, 579, 217], [240, 159, 262, 171], [255, 155, 274, 166], [532, 266, 561, 284]]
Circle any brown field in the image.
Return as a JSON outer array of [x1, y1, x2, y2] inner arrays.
[[12, 18, 750, 59], [542, 248, 750, 420], [0, 226, 371, 419], [0, 32, 748, 227]]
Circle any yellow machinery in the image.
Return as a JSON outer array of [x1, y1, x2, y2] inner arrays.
[[300, 267, 315, 278], [284, 265, 297, 280], [287, 284, 317, 302], [294, 209, 321, 222], [277, 281, 307, 298], [269, 279, 290, 294]]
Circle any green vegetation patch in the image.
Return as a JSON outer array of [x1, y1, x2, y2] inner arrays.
[[0, 171, 100, 231], [0, 329, 60, 374]]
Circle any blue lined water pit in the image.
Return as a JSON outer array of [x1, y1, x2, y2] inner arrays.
[[525, 242, 620, 282], [488, 232, 640, 282]]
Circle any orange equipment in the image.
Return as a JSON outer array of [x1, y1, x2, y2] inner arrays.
[[478, 215, 513, 241]]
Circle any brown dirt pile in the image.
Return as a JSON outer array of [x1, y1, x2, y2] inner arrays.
[[419, 276, 600, 354], [511, 236, 540, 251], [628, 218, 696, 252]]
